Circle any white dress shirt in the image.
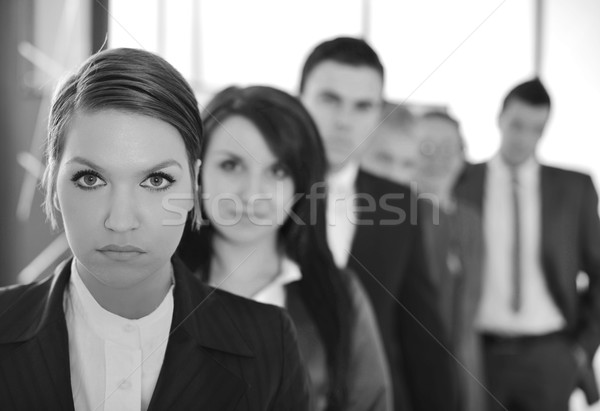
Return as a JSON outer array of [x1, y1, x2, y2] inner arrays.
[[64, 260, 174, 411], [476, 155, 565, 335], [251, 257, 302, 307], [326, 163, 360, 268]]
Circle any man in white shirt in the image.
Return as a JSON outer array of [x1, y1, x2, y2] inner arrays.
[[456, 78, 600, 410], [299, 37, 458, 411]]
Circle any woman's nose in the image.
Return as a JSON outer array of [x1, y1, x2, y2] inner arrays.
[[239, 174, 268, 203], [104, 188, 141, 232]]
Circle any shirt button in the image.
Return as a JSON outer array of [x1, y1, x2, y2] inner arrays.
[[123, 324, 135, 332], [118, 379, 132, 390]]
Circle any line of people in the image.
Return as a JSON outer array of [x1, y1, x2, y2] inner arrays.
[[1, 35, 599, 411], [362, 68, 600, 410]]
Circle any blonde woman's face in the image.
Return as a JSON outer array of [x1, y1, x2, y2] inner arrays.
[[56, 110, 195, 289], [361, 124, 419, 185], [416, 117, 463, 181]]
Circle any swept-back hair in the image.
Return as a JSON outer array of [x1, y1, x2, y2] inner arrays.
[[178, 85, 354, 409], [501, 77, 551, 112], [42, 47, 203, 229], [299, 36, 384, 93]]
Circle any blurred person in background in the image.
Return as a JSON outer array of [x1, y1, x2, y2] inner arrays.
[[360, 102, 419, 186], [177, 85, 391, 411], [456, 78, 600, 411], [415, 111, 487, 411], [299, 36, 457, 411]]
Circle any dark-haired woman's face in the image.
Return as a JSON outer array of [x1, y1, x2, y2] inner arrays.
[[202, 115, 296, 245], [56, 110, 197, 290]]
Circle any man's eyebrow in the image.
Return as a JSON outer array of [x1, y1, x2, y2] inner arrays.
[[355, 100, 376, 109], [319, 90, 342, 100]]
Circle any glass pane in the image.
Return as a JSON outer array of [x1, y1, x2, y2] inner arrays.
[[370, 0, 535, 161], [198, 0, 363, 93]]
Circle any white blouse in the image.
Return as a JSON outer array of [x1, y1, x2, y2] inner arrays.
[[63, 260, 174, 411], [250, 257, 302, 308]]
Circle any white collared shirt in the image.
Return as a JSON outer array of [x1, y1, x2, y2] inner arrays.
[[326, 163, 360, 268], [64, 260, 174, 411], [476, 155, 565, 335], [252, 257, 302, 308]]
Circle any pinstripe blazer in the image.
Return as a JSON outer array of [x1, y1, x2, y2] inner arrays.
[[0, 258, 310, 410]]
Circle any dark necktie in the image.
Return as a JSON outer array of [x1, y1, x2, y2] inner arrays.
[[510, 168, 522, 312]]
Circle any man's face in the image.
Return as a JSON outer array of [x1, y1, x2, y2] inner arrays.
[[300, 61, 383, 172], [498, 98, 550, 166]]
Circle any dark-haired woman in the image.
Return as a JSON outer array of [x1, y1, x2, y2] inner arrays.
[[0, 49, 310, 410], [178, 85, 391, 410]]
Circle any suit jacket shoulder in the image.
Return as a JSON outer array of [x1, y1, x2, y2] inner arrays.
[[0, 259, 311, 410], [540, 164, 595, 190]]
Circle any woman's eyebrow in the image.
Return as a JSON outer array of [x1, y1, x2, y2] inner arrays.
[[211, 150, 244, 160], [144, 160, 183, 174], [65, 157, 183, 174], [65, 157, 105, 173]]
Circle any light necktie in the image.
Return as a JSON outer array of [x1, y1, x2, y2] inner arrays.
[[510, 168, 522, 312]]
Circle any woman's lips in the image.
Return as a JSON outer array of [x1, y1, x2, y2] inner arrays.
[[98, 244, 146, 261]]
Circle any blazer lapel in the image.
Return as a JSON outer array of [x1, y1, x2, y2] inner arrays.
[[0, 261, 74, 410], [539, 166, 569, 316], [148, 326, 248, 410], [148, 259, 252, 410], [348, 170, 368, 260], [454, 162, 487, 212], [37, 322, 76, 410]]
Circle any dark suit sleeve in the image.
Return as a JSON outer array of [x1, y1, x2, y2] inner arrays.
[[577, 175, 600, 358], [270, 309, 311, 410], [396, 206, 459, 411]]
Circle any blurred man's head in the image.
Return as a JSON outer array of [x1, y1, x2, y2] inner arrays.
[[299, 37, 384, 172], [361, 102, 418, 185], [498, 78, 551, 166], [415, 111, 465, 191]]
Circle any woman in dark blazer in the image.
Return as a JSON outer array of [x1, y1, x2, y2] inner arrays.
[[0, 48, 309, 410], [177, 86, 391, 411]]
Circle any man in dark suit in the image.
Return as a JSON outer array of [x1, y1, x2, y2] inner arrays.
[[299, 36, 458, 411], [456, 78, 600, 411]]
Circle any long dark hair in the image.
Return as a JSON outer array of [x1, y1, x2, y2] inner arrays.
[[178, 85, 353, 409]]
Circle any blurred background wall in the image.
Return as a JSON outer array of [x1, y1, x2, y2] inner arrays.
[[0, 0, 103, 285]]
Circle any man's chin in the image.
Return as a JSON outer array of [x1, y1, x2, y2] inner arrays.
[[327, 152, 353, 171]]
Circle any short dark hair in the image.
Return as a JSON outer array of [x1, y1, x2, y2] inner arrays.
[[299, 36, 384, 93], [501, 77, 551, 112], [43, 48, 204, 229]]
